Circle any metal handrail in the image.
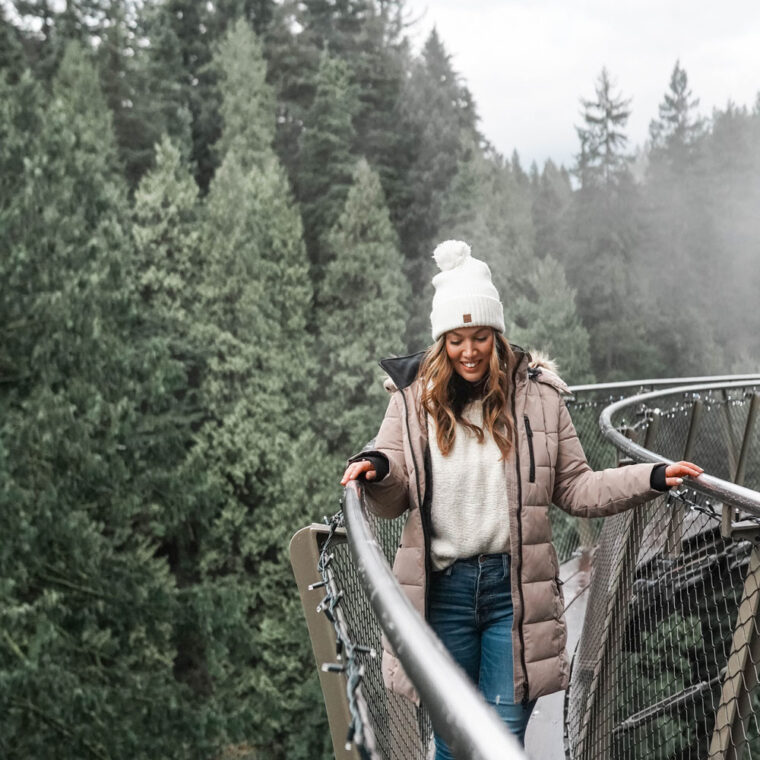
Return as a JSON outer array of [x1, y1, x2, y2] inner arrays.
[[342, 482, 527, 760], [599, 379, 760, 517], [568, 372, 760, 394]]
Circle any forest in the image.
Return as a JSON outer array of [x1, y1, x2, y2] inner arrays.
[[1, 1, 759, 757]]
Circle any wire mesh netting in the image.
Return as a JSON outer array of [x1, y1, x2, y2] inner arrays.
[[299, 382, 760, 760], [327, 513, 434, 759], [307, 387, 631, 759], [565, 386, 760, 760]]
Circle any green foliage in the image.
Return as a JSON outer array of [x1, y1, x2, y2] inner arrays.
[[439, 142, 535, 298], [298, 50, 358, 279], [567, 68, 663, 380], [3, 6, 760, 758], [0, 7, 25, 79], [214, 18, 276, 168], [531, 159, 573, 262], [615, 613, 706, 759], [575, 67, 632, 189], [509, 256, 594, 385], [649, 60, 704, 167], [395, 29, 480, 348], [0, 45, 215, 758], [317, 158, 410, 453], [182, 19, 328, 757]]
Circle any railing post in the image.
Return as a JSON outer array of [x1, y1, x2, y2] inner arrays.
[[290, 525, 361, 760], [708, 542, 760, 759], [666, 399, 703, 556], [722, 392, 759, 538]]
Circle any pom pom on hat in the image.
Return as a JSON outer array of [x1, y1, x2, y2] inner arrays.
[[432, 240, 471, 271], [429, 239, 505, 340]]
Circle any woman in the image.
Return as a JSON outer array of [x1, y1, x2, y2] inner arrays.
[[340, 240, 702, 756]]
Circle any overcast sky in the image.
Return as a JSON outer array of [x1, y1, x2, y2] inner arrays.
[[403, 0, 760, 170]]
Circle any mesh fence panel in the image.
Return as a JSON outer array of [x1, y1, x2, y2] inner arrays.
[[314, 388, 623, 758], [329, 514, 434, 759], [304, 383, 760, 759], [565, 386, 760, 760]]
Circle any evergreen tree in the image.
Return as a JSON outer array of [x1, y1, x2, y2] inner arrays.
[[187, 20, 329, 757], [0, 7, 25, 79], [437, 141, 536, 319], [297, 49, 358, 282], [132, 136, 202, 318], [0, 45, 214, 758], [214, 18, 276, 165], [575, 67, 632, 189], [317, 158, 410, 453], [566, 69, 661, 379], [9, 0, 110, 78], [638, 62, 718, 375], [126, 1, 278, 190], [649, 60, 704, 168], [508, 256, 594, 384], [697, 103, 760, 367], [532, 159, 573, 262], [395, 28, 480, 347]]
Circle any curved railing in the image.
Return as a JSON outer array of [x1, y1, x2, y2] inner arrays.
[[343, 482, 526, 759], [566, 379, 760, 760], [291, 373, 760, 759]]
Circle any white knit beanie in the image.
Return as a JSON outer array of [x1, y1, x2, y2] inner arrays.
[[429, 240, 505, 341]]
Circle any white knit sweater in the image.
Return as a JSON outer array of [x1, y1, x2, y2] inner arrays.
[[427, 400, 510, 571]]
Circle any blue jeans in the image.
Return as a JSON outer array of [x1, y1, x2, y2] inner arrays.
[[428, 553, 536, 759]]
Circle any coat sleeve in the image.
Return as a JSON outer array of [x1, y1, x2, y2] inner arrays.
[[552, 396, 660, 517], [347, 391, 411, 519]]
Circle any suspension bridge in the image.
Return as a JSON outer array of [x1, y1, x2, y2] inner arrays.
[[291, 374, 760, 759]]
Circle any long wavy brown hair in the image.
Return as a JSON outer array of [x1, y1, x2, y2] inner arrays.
[[419, 330, 518, 459]]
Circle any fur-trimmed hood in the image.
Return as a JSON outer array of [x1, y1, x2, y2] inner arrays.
[[378, 345, 570, 395]]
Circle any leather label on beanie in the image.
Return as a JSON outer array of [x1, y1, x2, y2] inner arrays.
[[463, 313, 472, 323]]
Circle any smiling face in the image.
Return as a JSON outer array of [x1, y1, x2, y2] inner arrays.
[[444, 326, 495, 382]]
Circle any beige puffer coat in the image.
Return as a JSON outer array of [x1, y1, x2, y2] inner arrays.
[[351, 345, 660, 705]]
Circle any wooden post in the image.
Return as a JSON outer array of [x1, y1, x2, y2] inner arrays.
[[290, 525, 361, 760], [709, 544, 760, 759]]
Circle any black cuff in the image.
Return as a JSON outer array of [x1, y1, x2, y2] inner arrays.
[[650, 463, 668, 491], [359, 454, 389, 482]]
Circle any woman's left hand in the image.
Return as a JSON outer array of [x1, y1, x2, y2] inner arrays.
[[665, 461, 704, 487]]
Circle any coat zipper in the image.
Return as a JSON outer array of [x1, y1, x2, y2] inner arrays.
[[523, 415, 536, 483], [399, 389, 433, 618], [512, 367, 530, 704]]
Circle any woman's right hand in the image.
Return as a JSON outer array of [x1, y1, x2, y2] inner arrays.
[[340, 460, 377, 486]]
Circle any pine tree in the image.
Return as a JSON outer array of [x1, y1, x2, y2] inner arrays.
[[0, 7, 25, 79], [649, 60, 703, 168], [297, 49, 358, 281], [0, 44, 215, 758], [437, 141, 536, 319], [395, 28, 480, 347], [575, 67, 632, 189], [532, 159, 573, 262], [637, 62, 717, 375], [317, 158, 410, 453], [508, 256, 594, 384], [696, 103, 760, 368], [214, 18, 276, 166], [568, 69, 661, 379], [187, 20, 329, 757]]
